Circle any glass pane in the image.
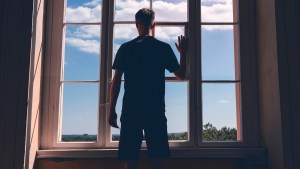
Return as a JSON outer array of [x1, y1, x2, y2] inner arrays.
[[202, 83, 239, 141], [201, 0, 234, 22], [113, 24, 138, 79], [64, 25, 100, 80], [155, 26, 184, 77], [115, 0, 150, 21], [201, 25, 238, 80], [61, 83, 99, 142], [153, 0, 187, 22], [111, 82, 189, 141], [111, 83, 124, 141], [66, 0, 102, 23], [165, 82, 188, 140]]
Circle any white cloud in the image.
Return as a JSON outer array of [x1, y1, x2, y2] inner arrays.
[[218, 99, 230, 103], [201, 0, 233, 24], [115, 0, 149, 21], [66, 4, 101, 22], [155, 27, 184, 42], [84, 0, 101, 7], [114, 24, 138, 39], [152, 1, 187, 21], [65, 0, 234, 54], [69, 26, 101, 39], [114, 43, 121, 55], [66, 37, 100, 55]]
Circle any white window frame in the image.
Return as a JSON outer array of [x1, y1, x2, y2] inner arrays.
[[41, 0, 259, 151]]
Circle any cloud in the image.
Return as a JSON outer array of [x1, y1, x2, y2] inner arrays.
[[218, 99, 230, 103], [114, 24, 138, 39], [115, 0, 149, 21], [155, 27, 184, 41], [84, 0, 101, 7], [113, 43, 121, 55], [152, 1, 187, 21], [66, 3, 101, 22], [65, 37, 100, 55], [68, 26, 101, 39], [65, 0, 235, 54], [201, 0, 233, 24]]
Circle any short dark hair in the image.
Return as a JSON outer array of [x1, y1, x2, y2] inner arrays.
[[135, 8, 155, 28]]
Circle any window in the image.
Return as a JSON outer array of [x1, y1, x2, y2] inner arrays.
[[107, 0, 190, 147], [200, 0, 241, 143], [41, 0, 259, 150]]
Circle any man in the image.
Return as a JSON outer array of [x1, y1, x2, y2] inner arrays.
[[109, 8, 188, 169]]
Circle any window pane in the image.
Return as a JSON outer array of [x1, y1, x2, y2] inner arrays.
[[165, 82, 188, 140], [114, 24, 139, 53], [111, 83, 124, 141], [61, 83, 99, 142], [155, 26, 184, 77], [66, 0, 102, 23], [115, 0, 150, 21], [64, 25, 100, 81], [201, 25, 238, 80], [111, 82, 189, 141], [201, 0, 234, 22], [113, 24, 138, 79], [202, 83, 239, 141], [153, 0, 187, 22]]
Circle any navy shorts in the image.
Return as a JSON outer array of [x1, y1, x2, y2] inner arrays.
[[118, 115, 170, 160]]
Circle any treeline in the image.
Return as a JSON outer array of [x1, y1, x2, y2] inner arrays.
[[62, 123, 237, 142], [203, 123, 237, 141]]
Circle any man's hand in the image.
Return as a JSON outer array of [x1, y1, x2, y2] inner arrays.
[[175, 35, 188, 54], [174, 35, 188, 80], [108, 109, 119, 128], [108, 70, 123, 129]]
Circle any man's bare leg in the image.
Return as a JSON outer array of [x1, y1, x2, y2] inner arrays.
[[124, 160, 138, 169], [150, 158, 165, 169]]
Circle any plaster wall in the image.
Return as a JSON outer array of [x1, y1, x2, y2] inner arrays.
[[256, 0, 284, 168], [24, 0, 45, 168]]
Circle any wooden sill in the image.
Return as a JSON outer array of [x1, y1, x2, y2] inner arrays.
[[37, 147, 266, 158]]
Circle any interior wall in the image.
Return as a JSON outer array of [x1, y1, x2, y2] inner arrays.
[[0, 0, 34, 169], [256, 0, 284, 169], [24, 0, 45, 168]]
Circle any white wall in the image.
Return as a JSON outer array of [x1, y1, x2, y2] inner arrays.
[[24, 0, 45, 168]]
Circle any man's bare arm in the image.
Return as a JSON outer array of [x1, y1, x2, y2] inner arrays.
[[108, 70, 123, 128], [174, 35, 188, 80]]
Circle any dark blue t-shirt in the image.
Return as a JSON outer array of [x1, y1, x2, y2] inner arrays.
[[112, 35, 180, 120]]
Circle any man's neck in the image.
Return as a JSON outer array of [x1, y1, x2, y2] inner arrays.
[[139, 30, 153, 36]]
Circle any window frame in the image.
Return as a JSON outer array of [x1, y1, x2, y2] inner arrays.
[[41, 0, 259, 150], [197, 0, 245, 147], [105, 0, 194, 148]]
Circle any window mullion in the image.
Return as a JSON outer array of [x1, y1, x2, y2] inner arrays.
[[186, 0, 199, 148], [98, 0, 110, 148], [102, 0, 116, 148], [192, 0, 202, 147]]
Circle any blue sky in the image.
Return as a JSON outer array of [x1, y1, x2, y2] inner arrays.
[[61, 0, 238, 139]]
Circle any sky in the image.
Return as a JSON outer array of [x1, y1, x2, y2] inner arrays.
[[61, 0, 238, 139]]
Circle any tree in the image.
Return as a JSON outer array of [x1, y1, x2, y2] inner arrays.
[[203, 123, 237, 141]]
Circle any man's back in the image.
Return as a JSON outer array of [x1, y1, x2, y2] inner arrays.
[[112, 35, 179, 119]]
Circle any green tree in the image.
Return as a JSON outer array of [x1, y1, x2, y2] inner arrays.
[[203, 123, 237, 141]]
